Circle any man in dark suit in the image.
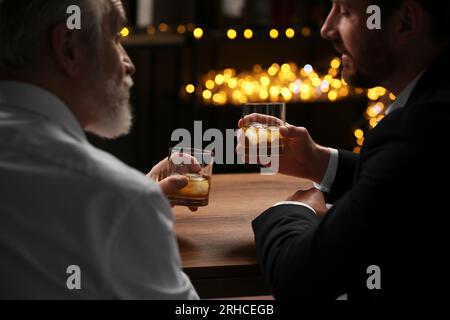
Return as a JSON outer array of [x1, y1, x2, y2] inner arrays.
[[246, 0, 450, 299]]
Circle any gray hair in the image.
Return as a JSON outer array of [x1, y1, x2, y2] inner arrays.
[[0, 0, 109, 70]]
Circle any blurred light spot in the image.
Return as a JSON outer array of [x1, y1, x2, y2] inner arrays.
[[285, 28, 295, 39], [193, 28, 204, 39], [328, 90, 338, 101], [301, 27, 311, 37], [269, 29, 279, 39], [202, 90, 212, 100], [177, 25, 186, 34], [304, 64, 313, 74], [227, 29, 237, 40], [158, 23, 168, 32], [244, 29, 253, 39], [120, 27, 130, 37], [205, 80, 215, 90], [147, 26, 156, 35], [354, 129, 364, 139], [186, 84, 195, 94]]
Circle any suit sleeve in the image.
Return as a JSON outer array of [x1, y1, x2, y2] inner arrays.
[[325, 149, 359, 204], [253, 136, 408, 300], [253, 203, 357, 300]]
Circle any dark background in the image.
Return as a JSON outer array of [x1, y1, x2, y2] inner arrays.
[[88, 0, 368, 174]]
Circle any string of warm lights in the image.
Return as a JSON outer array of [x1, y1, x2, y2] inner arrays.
[[118, 27, 394, 154], [119, 24, 313, 40], [182, 57, 395, 154], [183, 58, 351, 105]]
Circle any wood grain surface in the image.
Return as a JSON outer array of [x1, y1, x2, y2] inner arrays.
[[173, 173, 312, 298]]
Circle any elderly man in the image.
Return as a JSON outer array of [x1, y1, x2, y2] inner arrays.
[[0, 0, 198, 299], [243, 0, 450, 299]]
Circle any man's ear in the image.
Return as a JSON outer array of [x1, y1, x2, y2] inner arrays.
[[50, 22, 84, 78], [394, 0, 426, 44]]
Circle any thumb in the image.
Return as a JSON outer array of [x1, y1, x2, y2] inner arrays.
[[159, 175, 189, 195], [280, 124, 308, 139]]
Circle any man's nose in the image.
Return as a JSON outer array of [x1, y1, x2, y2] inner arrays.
[[320, 11, 339, 41], [121, 46, 136, 76]]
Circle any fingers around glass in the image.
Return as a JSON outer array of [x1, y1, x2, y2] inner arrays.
[[167, 148, 214, 207]]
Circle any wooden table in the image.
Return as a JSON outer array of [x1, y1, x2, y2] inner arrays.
[[173, 173, 312, 299]]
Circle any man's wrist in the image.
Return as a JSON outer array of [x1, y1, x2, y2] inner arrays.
[[312, 145, 331, 184], [313, 148, 339, 193]]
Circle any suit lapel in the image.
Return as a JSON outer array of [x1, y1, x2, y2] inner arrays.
[[352, 48, 450, 184]]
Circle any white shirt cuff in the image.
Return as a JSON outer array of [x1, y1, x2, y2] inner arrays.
[[272, 201, 317, 215], [313, 148, 339, 193]]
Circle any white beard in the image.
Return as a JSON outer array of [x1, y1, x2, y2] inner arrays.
[[85, 76, 134, 139]]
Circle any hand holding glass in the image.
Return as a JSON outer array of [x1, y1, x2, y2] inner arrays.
[[241, 103, 286, 156], [167, 148, 214, 207]]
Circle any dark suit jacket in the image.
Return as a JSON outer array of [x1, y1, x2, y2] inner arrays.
[[253, 49, 450, 299]]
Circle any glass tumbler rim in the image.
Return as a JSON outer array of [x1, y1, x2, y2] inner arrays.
[[169, 147, 214, 155]]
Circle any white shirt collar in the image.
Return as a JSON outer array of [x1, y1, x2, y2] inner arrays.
[[0, 81, 86, 141], [385, 70, 427, 115]]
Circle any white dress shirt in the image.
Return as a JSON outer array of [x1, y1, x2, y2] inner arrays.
[[0, 81, 198, 300], [275, 71, 426, 214]]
